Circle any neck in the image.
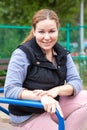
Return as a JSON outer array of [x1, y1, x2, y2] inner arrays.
[[45, 50, 53, 62]]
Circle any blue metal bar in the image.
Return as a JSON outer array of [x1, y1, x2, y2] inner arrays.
[[0, 88, 4, 93], [0, 97, 65, 130], [0, 106, 9, 115], [55, 109, 65, 130], [0, 88, 65, 130]]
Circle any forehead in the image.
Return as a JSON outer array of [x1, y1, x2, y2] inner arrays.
[[36, 19, 57, 29]]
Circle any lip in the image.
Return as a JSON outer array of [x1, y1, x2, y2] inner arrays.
[[42, 41, 52, 44], [43, 42, 51, 46]]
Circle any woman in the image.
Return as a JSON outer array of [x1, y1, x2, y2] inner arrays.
[[4, 9, 87, 130]]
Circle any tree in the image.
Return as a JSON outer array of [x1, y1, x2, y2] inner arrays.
[[0, 0, 86, 26]]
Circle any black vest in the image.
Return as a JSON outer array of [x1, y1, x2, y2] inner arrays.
[[9, 37, 69, 116]]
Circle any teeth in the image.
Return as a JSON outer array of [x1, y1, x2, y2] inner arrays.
[[43, 42, 51, 43]]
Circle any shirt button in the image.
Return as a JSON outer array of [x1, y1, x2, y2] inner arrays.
[[36, 61, 40, 65], [57, 66, 60, 68]]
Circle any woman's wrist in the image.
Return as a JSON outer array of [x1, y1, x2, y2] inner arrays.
[[57, 84, 74, 96]]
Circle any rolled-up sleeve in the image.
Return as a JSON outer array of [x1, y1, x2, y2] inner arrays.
[[66, 54, 83, 95], [4, 48, 30, 99]]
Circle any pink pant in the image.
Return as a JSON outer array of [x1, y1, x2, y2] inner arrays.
[[60, 90, 87, 130], [14, 90, 87, 130]]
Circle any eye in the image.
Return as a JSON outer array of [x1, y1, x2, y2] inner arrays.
[[49, 30, 55, 33], [38, 31, 44, 33]]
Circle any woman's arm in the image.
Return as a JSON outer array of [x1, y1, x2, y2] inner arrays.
[[47, 54, 82, 97], [33, 54, 82, 98], [49, 54, 82, 97], [4, 48, 42, 100], [66, 54, 83, 95]]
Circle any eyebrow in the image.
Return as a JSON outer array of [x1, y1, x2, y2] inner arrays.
[[37, 27, 57, 30]]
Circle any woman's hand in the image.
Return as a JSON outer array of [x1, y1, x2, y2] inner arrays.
[[33, 87, 59, 98], [46, 87, 59, 98], [40, 95, 63, 117], [33, 89, 47, 96], [33, 89, 63, 117], [33, 84, 74, 98]]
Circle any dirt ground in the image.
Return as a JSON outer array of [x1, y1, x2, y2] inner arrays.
[[0, 93, 14, 130]]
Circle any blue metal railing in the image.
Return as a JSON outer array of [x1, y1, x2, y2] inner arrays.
[[0, 88, 65, 130]]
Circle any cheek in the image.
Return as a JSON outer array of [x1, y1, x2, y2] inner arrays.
[[35, 36, 42, 46], [51, 32, 58, 39], [52, 34, 58, 41], [35, 36, 42, 43], [54, 32, 58, 38], [34, 33, 42, 40]]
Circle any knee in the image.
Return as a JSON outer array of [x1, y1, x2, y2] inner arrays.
[[76, 90, 87, 105]]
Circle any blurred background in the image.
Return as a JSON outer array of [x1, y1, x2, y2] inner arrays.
[[0, 0, 87, 87]]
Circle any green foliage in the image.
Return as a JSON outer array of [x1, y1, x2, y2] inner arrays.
[[0, 70, 6, 87], [0, 0, 85, 26], [0, 70, 6, 76], [0, 0, 87, 87], [0, 27, 30, 58]]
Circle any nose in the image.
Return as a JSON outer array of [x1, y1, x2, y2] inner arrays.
[[44, 33, 50, 40]]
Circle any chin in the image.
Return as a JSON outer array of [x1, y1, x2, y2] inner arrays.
[[42, 46, 53, 51]]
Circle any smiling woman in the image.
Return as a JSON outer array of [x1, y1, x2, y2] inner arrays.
[[33, 19, 58, 56], [4, 8, 87, 130]]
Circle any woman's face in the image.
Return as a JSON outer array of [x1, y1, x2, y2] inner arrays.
[[33, 19, 58, 52]]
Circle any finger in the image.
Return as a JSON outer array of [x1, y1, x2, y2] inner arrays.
[[39, 91, 47, 96], [51, 104, 56, 113], [33, 90, 43, 93], [44, 104, 48, 112], [47, 104, 52, 113], [33, 90, 43, 95], [57, 104, 64, 117]]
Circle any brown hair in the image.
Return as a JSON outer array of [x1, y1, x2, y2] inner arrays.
[[23, 9, 60, 43]]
